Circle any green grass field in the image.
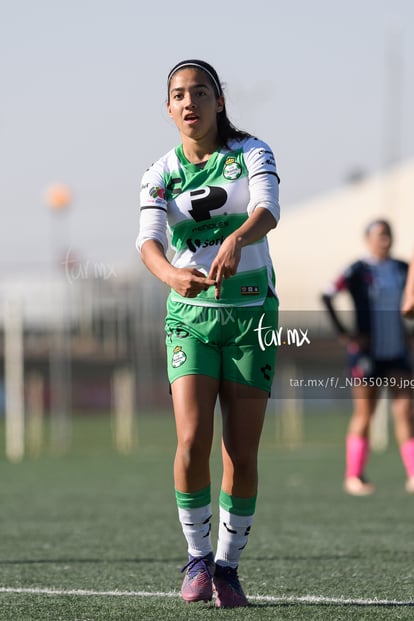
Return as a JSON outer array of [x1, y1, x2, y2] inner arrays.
[[1, 409, 414, 620]]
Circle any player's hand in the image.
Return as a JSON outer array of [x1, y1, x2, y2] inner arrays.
[[401, 295, 414, 319], [168, 267, 216, 298], [208, 234, 242, 300], [338, 334, 352, 348], [344, 335, 369, 352]]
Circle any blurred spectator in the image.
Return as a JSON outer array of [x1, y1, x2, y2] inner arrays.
[[321, 220, 414, 495], [401, 249, 414, 318]]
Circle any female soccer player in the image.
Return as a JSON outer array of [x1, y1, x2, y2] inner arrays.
[[322, 220, 414, 495], [136, 59, 280, 607]]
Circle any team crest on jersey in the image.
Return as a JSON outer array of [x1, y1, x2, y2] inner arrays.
[[171, 345, 187, 368], [223, 156, 242, 180], [149, 186, 165, 200]]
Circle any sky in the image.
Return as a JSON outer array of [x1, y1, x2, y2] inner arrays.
[[1, 0, 414, 278]]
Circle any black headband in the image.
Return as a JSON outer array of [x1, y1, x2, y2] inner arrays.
[[167, 59, 223, 97]]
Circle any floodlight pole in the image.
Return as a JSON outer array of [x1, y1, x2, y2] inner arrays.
[[46, 184, 72, 454], [4, 299, 25, 462]]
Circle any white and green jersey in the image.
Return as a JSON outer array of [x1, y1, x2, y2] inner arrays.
[[137, 135, 280, 307]]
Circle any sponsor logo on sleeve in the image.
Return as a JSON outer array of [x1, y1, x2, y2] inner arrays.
[[149, 186, 165, 199]]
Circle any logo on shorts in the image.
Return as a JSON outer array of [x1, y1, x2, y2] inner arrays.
[[171, 345, 187, 368], [260, 363, 272, 381], [241, 285, 259, 295]]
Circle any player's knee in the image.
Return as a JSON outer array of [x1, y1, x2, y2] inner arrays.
[[177, 437, 210, 467], [226, 448, 257, 474]]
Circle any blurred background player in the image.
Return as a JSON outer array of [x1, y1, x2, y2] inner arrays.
[[136, 59, 280, 606], [321, 219, 414, 495], [402, 249, 414, 319]]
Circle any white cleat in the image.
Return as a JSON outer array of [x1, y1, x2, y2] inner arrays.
[[344, 476, 376, 496], [405, 477, 414, 494]]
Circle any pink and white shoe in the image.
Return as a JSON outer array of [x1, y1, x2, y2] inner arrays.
[[180, 553, 215, 603], [213, 564, 249, 608]]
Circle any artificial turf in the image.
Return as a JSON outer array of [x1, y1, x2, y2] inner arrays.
[[0, 411, 413, 620]]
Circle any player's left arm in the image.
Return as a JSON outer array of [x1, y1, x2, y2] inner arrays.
[[208, 207, 277, 299], [402, 251, 414, 318], [208, 138, 280, 297], [209, 207, 277, 274]]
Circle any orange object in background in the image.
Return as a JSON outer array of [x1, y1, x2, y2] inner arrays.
[[45, 184, 72, 211]]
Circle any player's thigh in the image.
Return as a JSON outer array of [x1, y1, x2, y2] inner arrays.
[[384, 357, 413, 399], [351, 385, 378, 418], [222, 296, 278, 393], [171, 373, 220, 449], [165, 305, 221, 384], [166, 325, 221, 438]]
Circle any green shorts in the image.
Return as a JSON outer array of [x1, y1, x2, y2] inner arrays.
[[165, 294, 278, 392]]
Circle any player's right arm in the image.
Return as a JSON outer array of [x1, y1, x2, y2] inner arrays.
[[321, 272, 351, 341], [140, 239, 215, 298], [137, 162, 215, 298]]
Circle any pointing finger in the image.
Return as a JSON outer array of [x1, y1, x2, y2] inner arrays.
[[215, 271, 223, 300]]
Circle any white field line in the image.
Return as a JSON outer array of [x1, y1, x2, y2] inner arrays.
[[0, 587, 413, 606]]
